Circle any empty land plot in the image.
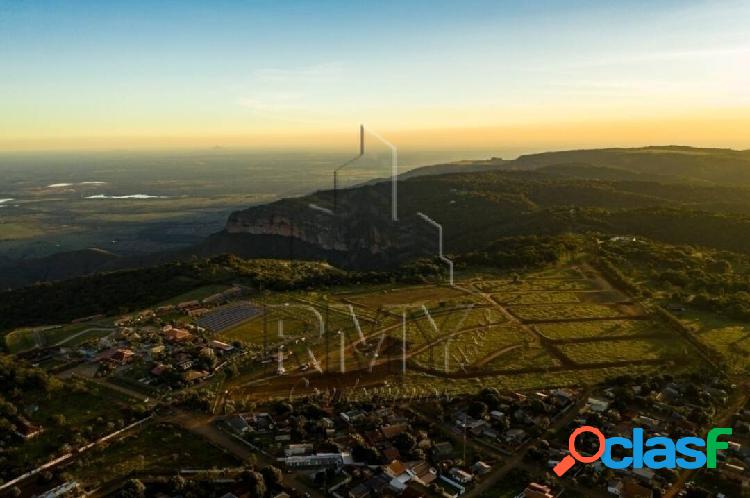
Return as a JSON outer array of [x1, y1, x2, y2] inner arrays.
[[683, 310, 750, 373], [394, 363, 670, 395], [509, 303, 622, 321], [411, 325, 525, 369], [492, 291, 581, 305], [346, 285, 478, 309], [536, 320, 665, 341], [559, 337, 690, 364], [481, 345, 562, 371], [475, 278, 596, 293]]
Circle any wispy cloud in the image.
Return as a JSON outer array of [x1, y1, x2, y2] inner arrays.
[[238, 92, 305, 112], [252, 62, 345, 83]]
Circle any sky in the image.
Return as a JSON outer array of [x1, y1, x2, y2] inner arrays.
[[1, 0, 749, 152]]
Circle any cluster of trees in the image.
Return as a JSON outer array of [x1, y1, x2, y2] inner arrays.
[[118, 466, 285, 498], [0, 353, 62, 429], [603, 238, 750, 320], [457, 234, 585, 269], [0, 255, 445, 338]]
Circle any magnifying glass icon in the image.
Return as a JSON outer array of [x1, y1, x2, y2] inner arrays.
[[553, 426, 606, 477]]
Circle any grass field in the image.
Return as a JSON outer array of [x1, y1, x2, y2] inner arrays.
[[345, 285, 479, 309], [411, 324, 526, 370], [476, 278, 595, 293], [535, 320, 664, 340], [8, 382, 137, 476], [157, 284, 233, 306], [683, 309, 750, 374], [508, 303, 622, 321], [70, 423, 240, 487], [558, 337, 689, 364], [5, 323, 113, 353], [492, 291, 581, 304]]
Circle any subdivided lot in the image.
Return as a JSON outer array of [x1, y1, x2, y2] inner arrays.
[[411, 325, 528, 370], [69, 422, 240, 488], [394, 361, 699, 395], [344, 285, 479, 309], [508, 303, 626, 321], [558, 336, 690, 364], [475, 278, 596, 293], [492, 291, 581, 304], [535, 320, 666, 341], [683, 309, 750, 374]]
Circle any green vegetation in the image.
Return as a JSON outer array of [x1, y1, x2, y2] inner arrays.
[[0, 256, 445, 335], [509, 303, 621, 321], [70, 422, 240, 487], [0, 354, 140, 481], [559, 336, 689, 364], [536, 320, 661, 340], [4, 322, 112, 353]]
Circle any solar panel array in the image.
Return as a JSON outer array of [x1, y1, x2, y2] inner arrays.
[[197, 303, 261, 332]]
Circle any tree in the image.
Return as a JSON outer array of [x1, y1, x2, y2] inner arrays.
[[467, 400, 488, 420], [393, 432, 417, 457], [260, 465, 284, 491], [119, 479, 146, 498], [240, 470, 266, 498]]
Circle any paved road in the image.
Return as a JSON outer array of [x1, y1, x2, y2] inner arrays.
[[662, 385, 748, 498], [167, 409, 325, 498], [459, 388, 592, 498]]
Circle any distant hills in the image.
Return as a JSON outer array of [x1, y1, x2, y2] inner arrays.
[[3, 145, 750, 289]]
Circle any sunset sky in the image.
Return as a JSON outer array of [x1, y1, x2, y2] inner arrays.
[[1, 0, 749, 152]]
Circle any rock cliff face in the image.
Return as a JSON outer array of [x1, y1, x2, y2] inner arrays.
[[218, 184, 437, 269]]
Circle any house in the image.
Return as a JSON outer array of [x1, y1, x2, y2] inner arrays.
[[164, 328, 193, 343], [490, 410, 505, 422], [281, 452, 352, 470], [150, 363, 168, 376], [622, 480, 653, 498], [407, 462, 437, 486], [632, 467, 655, 484], [181, 370, 209, 382], [285, 443, 314, 456], [381, 423, 408, 439], [150, 344, 166, 353], [587, 397, 610, 413], [433, 441, 454, 458], [504, 428, 527, 445], [522, 483, 554, 498], [472, 461, 491, 475], [363, 474, 391, 496], [382, 446, 401, 462], [386, 461, 412, 492], [385, 460, 408, 478], [449, 468, 473, 484], [177, 359, 194, 371], [210, 340, 235, 352], [348, 484, 370, 498], [177, 300, 200, 309], [608, 479, 624, 496], [111, 348, 135, 364]]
